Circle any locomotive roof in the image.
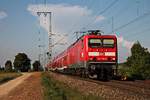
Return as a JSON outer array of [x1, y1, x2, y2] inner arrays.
[[87, 34, 117, 38], [67, 34, 116, 49]]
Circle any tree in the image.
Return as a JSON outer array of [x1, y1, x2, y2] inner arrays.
[[32, 60, 41, 71], [5, 60, 12, 72], [13, 53, 31, 72], [126, 41, 150, 79]]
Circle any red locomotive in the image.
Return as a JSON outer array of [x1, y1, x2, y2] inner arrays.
[[47, 30, 118, 80]]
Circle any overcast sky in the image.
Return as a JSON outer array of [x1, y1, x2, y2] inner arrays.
[[0, 0, 150, 66]]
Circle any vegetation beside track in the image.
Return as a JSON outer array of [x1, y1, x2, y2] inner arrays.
[[118, 42, 150, 80], [41, 72, 101, 100], [0, 72, 22, 84]]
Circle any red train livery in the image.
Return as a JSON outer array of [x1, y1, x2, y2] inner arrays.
[[47, 30, 118, 80]]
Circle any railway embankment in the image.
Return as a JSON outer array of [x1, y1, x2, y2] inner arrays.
[[48, 72, 150, 100], [42, 72, 100, 100]]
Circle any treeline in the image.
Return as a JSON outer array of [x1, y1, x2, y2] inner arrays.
[[120, 41, 150, 80], [1, 53, 43, 72]]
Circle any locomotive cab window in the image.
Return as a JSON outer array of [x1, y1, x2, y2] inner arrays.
[[88, 38, 102, 48], [103, 39, 114, 47]]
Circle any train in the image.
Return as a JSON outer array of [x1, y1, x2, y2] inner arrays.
[[47, 30, 118, 80]]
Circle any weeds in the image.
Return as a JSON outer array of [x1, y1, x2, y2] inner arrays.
[[41, 72, 101, 100], [0, 72, 22, 84]]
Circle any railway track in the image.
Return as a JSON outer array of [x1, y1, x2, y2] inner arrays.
[[69, 75, 150, 98], [50, 72, 150, 100], [111, 80, 150, 90]]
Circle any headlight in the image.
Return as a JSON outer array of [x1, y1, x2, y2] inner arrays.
[[88, 52, 99, 56], [105, 52, 116, 56]]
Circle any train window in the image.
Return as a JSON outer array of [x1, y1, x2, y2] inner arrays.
[[103, 39, 114, 47], [88, 38, 102, 48]]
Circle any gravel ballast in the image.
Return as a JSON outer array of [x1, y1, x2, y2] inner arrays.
[[49, 72, 150, 100]]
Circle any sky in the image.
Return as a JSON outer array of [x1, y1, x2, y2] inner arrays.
[[0, 0, 150, 67]]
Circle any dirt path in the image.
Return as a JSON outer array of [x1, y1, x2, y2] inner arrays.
[[0, 72, 43, 100], [0, 73, 32, 97]]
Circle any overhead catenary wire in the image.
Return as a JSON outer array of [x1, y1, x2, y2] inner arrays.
[[110, 0, 148, 35], [108, 11, 150, 34], [50, 1, 96, 48], [117, 17, 150, 36], [80, 0, 119, 31], [52, 0, 120, 49], [35, 0, 149, 59], [104, 0, 134, 27], [82, 0, 142, 35], [67, 0, 98, 34], [48, 0, 92, 50], [124, 27, 150, 39], [90, 0, 135, 35], [67, 0, 119, 39], [65, 0, 120, 45], [98, 0, 144, 35]]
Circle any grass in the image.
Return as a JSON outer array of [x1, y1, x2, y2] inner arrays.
[[0, 72, 22, 84], [41, 72, 102, 100]]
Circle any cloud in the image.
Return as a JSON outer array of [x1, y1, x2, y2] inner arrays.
[[27, 4, 106, 36], [27, 4, 105, 54], [148, 48, 150, 52], [117, 36, 134, 50], [27, 4, 93, 33], [94, 15, 105, 23], [0, 11, 7, 20], [116, 36, 134, 62]]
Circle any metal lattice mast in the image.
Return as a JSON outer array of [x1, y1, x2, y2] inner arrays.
[[37, 12, 52, 61], [48, 12, 52, 61]]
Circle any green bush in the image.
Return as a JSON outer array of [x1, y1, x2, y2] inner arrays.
[[123, 42, 150, 80]]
